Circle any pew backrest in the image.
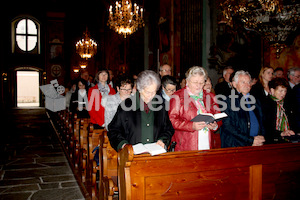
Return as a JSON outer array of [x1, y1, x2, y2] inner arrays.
[[88, 124, 104, 161], [118, 143, 300, 200], [103, 131, 118, 177]]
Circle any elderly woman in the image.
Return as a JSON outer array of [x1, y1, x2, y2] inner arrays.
[[108, 70, 174, 152], [169, 66, 222, 151], [264, 78, 295, 144], [88, 69, 116, 129], [101, 76, 133, 130]]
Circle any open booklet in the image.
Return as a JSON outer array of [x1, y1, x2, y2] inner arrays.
[[191, 112, 228, 124], [132, 143, 167, 156]]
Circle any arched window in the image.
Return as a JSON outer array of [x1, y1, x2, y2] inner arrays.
[[12, 17, 40, 54]]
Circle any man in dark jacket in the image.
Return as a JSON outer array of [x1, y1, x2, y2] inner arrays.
[[215, 66, 234, 97], [221, 70, 265, 148]]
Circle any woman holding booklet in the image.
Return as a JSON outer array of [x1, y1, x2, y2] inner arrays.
[[108, 70, 174, 152], [169, 66, 222, 151]]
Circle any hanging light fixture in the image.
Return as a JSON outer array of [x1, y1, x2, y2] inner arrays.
[[219, 0, 300, 58], [107, 0, 145, 38], [79, 60, 88, 69], [76, 28, 98, 59]]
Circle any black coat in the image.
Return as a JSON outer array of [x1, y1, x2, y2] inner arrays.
[[69, 90, 89, 118], [250, 82, 269, 106], [263, 96, 295, 144], [220, 91, 265, 148], [215, 81, 233, 97], [292, 84, 300, 132], [108, 94, 175, 151]]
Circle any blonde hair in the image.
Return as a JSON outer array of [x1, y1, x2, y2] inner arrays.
[[185, 66, 208, 81], [258, 66, 273, 84]]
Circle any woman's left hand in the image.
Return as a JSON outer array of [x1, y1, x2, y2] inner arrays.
[[156, 140, 165, 149], [206, 121, 218, 130], [281, 130, 295, 137]]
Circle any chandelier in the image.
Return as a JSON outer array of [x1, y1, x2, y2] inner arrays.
[[107, 0, 145, 38], [219, 0, 300, 58], [75, 29, 98, 59]]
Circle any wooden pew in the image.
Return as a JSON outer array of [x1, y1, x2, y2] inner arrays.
[[72, 114, 81, 168], [99, 130, 118, 200], [80, 118, 90, 183], [88, 125, 105, 199], [63, 111, 73, 155], [118, 143, 300, 200]]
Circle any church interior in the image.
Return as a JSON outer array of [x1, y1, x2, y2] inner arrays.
[[0, 0, 300, 199]]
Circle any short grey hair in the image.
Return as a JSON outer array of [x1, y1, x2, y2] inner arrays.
[[185, 66, 208, 81], [233, 70, 251, 83], [136, 70, 161, 91], [287, 67, 300, 79]]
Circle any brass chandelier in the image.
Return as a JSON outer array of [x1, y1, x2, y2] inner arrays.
[[76, 29, 98, 59], [219, 0, 300, 58], [107, 0, 145, 38]]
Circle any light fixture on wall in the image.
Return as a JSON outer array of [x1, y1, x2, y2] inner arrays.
[[80, 64, 87, 69], [73, 67, 80, 73], [79, 60, 88, 69], [2, 73, 7, 81], [107, 0, 145, 38], [219, 0, 300, 58], [76, 28, 98, 59], [43, 72, 47, 80]]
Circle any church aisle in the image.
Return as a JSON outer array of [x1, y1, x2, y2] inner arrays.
[[0, 108, 85, 200]]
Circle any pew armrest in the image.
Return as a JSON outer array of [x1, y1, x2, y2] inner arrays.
[[118, 145, 134, 200]]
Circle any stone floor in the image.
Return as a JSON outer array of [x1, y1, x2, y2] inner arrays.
[[0, 108, 85, 200]]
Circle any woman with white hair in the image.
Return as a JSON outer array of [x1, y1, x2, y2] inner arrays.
[[169, 66, 222, 151], [108, 70, 174, 152]]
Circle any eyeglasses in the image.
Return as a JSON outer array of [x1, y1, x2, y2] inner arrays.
[[164, 88, 176, 93], [189, 81, 205, 85], [143, 90, 156, 96], [120, 88, 132, 92], [160, 69, 171, 72]]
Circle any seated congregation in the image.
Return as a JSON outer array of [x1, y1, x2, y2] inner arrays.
[[54, 65, 299, 199]]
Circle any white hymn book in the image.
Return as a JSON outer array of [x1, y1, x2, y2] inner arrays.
[[133, 143, 166, 156]]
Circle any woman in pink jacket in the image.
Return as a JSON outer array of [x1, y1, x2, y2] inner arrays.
[[168, 66, 222, 151]]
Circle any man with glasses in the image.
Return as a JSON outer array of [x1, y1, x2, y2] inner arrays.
[[101, 76, 133, 130], [159, 64, 172, 77]]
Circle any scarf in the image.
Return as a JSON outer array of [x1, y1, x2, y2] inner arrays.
[[186, 86, 206, 112], [98, 82, 110, 96], [186, 86, 209, 133], [270, 95, 290, 132]]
